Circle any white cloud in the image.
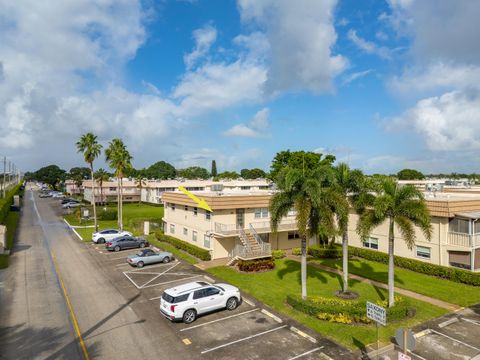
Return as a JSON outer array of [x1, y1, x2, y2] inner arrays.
[[342, 69, 372, 85], [384, 90, 480, 151], [224, 108, 270, 137], [347, 30, 392, 60], [184, 24, 217, 70], [237, 0, 347, 95]]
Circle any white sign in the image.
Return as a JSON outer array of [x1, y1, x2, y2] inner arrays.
[[366, 301, 386, 326], [398, 352, 411, 360]]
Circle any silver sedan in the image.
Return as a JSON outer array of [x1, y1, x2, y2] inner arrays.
[[127, 249, 174, 268]]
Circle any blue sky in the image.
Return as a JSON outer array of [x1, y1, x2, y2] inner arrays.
[[1, 0, 480, 175]]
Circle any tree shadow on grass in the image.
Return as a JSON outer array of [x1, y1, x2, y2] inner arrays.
[[277, 260, 328, 284], [349, 260, 405, 285]]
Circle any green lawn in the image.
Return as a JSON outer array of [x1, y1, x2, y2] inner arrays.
[[64, 203, 164, 241], [313, 258, 480, 307], [208, 259, 447, 350], [4, 211, 20, 249]]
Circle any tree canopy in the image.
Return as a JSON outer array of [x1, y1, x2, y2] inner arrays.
[[269, 150, 336, 181], [69, 167, 91, 180], [397, 168, 425, 180], [216, 171, 240, 180], [34, 165, 66, 190], [144, 161, 176, 180], [177, 166, 210, 179], [240, 168, 267, 179]]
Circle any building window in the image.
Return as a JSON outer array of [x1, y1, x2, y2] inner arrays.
[[109, 187, 116, 191], [254, 208, 268, 218], [183, 227, 188, 236], [211, 184, 224, 192], [288, 231, 300, 240], [241, 186, 251, 190], [204, 235, 210, 249], [363, 237, 378, 250], [193, 207, 198, 216], [416, 246, 431, 259], [171, 203, 175, 211], [449, 218, 469, 234], [192, 231, 197, 242], [170, 224, 175, 234], [205, 211, 211, 220], [184, 205, 188, 211]]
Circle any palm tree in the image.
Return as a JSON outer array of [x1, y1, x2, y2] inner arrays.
[[134, 174, 147, 204], [105, 139, 132, 230], [334, 163, 366, 293], [94, 168, 110, 205], [76, 133, 102, 231], [270, 166, 346, 300], [357, 177, 432, 307]]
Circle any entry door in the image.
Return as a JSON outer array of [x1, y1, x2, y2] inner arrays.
[[236, 209, 245, 230]]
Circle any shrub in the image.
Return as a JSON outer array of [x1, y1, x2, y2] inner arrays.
[[308, 245, 343, 259], [286, 294, 413, 324], [237, 258, 275, 272], [155, 232, 211, 261], [98, 209, 117, 220], [292, 248, 302, 256], [0, 183, 22, 225], [272, 249, 286, 259], [349, 246, 480, 287]]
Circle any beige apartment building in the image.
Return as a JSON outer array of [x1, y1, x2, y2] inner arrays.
[[162, 190, 480, 271], [83, 179, 141, 203]]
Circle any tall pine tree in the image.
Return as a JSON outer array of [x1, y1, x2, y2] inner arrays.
[[211, 160, 217, 177]]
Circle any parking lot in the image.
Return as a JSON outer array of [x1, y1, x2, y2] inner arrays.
[[82, 235, 355, 360], [408, 305, 480, 360]]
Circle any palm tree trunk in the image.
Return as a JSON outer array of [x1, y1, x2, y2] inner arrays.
[[388, 218, 395, 307], [117, 177, 121, 229], [119, 177, 124, 230], [90, 165, 98, 232], [342, 230, 349, 292], [301, 235, 307, 300]]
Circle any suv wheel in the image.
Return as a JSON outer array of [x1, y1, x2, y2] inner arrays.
[[183, 309, 197, 324], [137, 261, 144, 268], [98, 238, 105, 244], [139, 242, 146, 248], [162, 256, 170, 263], [114, 246, 120, 252], [226, 297, 238, 311]]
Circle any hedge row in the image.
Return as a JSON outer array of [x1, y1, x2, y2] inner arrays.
[[237, 258, 275, 272], [349, 246, 480, 287], [97, 209, 117, 220], [0, 183, 22, 224], [272, 249, 286, 259], [155, 232, 211, 261], [308, 245, 343, 259], [286, 294, 413, 324]]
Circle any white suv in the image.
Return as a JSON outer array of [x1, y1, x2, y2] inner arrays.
[[160, 281, 241, 323], [92, 229, 132, 244]]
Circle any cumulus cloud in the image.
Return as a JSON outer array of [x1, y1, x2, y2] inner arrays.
[[237, 0, 347, 95], [348, 30, 392, 60], [184, 24, 217, 70], [224, 108, 270, 137], [384, 90, 480, 151]]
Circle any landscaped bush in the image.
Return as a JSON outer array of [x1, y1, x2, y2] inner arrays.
[[0, 254, 8, 269], [272, 249, 286, 259], [349, 246, 480, 286], [292, 248, 302, 256], [0, 183, 22, 225], [308, 245, 343, 259], [286, 294, 413, 324], [237, 258, 275, 272], [155, 232, 211, 261], [97, 209, 117, 220]]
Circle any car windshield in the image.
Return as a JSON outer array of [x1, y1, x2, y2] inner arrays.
[[215, 285, 225, 292], [136, 251, 145, 256]]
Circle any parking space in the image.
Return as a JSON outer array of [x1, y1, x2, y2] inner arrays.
[[410, 307, 480, 360], [78, 235, 353, 359]]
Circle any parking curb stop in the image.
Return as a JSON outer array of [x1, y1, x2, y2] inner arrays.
[[289, 326, 317, 344], [261, 309, 282, 323]]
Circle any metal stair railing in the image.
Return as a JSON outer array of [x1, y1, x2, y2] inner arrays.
[[248, 223, 272, 256]]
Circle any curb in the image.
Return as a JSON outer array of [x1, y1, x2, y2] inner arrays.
[[63, 218, 83, 241]]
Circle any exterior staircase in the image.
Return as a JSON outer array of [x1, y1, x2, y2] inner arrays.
[[227, 225, 272, 266]]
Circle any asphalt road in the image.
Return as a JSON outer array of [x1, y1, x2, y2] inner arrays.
[[0, 189, 185, 359]]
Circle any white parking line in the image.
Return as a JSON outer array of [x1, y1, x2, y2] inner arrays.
[[123, 271, 141, 289], [200, 325, 288, 354], [180, 309, 260, 332], [142, 275, 204, 289], [129, 261, 178, 272], [462, 317, 480, 326], [140, 262, 180, 288], [430, 329, 480, 351], [288, 347, 324, 360]]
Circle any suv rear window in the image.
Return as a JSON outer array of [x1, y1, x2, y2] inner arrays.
[[162, 292, 189, 303]]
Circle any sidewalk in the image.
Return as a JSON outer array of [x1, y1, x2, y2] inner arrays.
[[286, 254, 462, 312]]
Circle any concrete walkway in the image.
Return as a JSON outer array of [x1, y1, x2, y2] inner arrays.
[[195, 257, 230, 270], [286, 254, 462, 312]]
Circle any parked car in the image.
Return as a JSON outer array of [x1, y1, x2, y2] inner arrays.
[[127, 249, 174, 268], [52, 193, 65, 198], [160, 281, 241, 324], [61, 198, 77, 204], [105, 236, 149, 252], [62, 200, 81, 209], [92, 229, 132, 244], [39, 192, 52, 198]]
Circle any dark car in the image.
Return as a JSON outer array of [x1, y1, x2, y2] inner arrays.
[[105, 235, 149, 252], [61, 198, 77, 204]]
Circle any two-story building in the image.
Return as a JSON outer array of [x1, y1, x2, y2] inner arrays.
[[83, 179, 141, 203], [162, 190, 480, 271]]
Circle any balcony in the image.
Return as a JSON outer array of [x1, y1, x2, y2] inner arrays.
[[214, 218, 297, 236], [447, 232, 480, 248]]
